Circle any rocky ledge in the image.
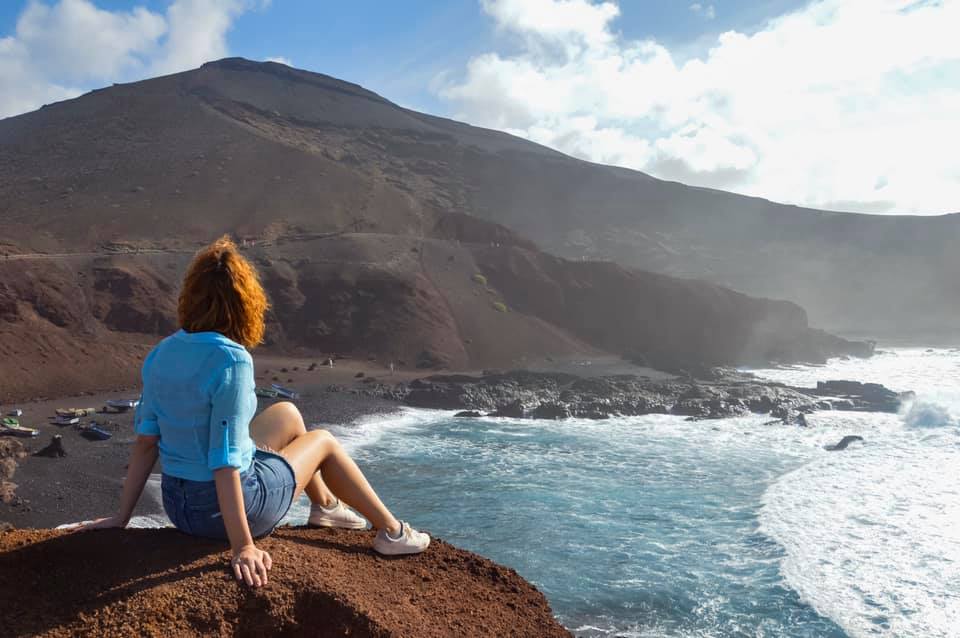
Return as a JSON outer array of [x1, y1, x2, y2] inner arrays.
[[0, 527, 570, 638], [390, 371, 914, 424]]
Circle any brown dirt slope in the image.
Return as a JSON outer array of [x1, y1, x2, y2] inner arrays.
[[0, 527, 570, 637]]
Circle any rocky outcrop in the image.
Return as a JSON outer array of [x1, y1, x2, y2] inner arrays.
[[400, 371, 913, 423], [809, 380, 905, 412], [0, 527, 570, 638], [0, 439, 27, 505]]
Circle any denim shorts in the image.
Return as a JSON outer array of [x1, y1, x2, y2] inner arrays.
[[161, 449, 297, 540]]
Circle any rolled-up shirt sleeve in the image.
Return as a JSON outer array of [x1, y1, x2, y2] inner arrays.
[[134, 350, 161, 436], [207, 360, 255, 471], [134, 393, 161, 436]]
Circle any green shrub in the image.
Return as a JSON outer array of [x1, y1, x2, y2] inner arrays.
[[492, 301, 508, 313], [472, 273, 488, 286]]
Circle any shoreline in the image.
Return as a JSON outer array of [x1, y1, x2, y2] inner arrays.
[[0, 352, 653, 529], [0, 349, 916, 530]]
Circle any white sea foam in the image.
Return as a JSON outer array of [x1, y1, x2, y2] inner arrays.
[[901, 398, 957, 428], [322, 407, 453, 454], [283, 407, 447, 526], [756, 348, 960, 637], [760, 430, 960, 637]]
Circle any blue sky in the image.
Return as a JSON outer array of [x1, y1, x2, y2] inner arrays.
[[1, 1, 958, 214]]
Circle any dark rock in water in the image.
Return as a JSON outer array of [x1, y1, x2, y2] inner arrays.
[[811, 380, 913, 412], [824, 435, 864, 451], [454, 410, 483, 418], [33, 435, 67, 458], [354, 372, 365, 378], [673, 396, 748, 419], [531, 402, 570, 420], [768, 405, 809, 426], [492, 399, 536, 418]]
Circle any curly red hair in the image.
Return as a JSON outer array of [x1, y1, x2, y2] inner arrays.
[[177, 236, 268, 348]]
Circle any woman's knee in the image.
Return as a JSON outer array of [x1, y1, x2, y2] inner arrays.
[[308, 428, 338, 451], [269, 401, 305, 431], [273, 400, 302, 418]]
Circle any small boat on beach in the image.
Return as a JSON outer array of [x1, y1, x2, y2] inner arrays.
[[255, 387, 280, 399], [270, 383, 299, 400], [0, 418, 39, 438], [56, 408, 96, 418], [7, 409, 23, 417], [78, 423, 112, 441], [104, 399, 139, 412], [52, 416, 80, 426]]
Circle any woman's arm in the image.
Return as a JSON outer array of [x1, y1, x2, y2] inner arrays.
[[208, 358, 271, 587], [118, 435, 160, 523], [214, 467, 272, 587], [74, 434, 159, 531]]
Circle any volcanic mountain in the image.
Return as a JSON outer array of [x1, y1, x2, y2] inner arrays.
[[0, 58, 873, 399]]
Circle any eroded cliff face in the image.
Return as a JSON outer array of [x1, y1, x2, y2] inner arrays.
[[0, 225, 868, 402], [0, 526, 571, 637]]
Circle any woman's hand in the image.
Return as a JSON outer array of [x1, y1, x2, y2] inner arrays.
[[67, 515, 127, 533], [232, 543, 272, 587]]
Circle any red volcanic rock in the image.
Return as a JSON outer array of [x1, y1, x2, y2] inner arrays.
[[0, 527, 570, 637]]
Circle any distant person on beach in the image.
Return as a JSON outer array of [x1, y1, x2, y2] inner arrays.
[[75, 236, 429, 587]]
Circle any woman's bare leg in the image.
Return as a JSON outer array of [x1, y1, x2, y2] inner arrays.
[[279, 428, 401, 535], [249, 402, 336, 507]]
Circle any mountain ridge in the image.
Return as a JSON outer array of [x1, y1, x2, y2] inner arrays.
[[0, 58, 881, 398]]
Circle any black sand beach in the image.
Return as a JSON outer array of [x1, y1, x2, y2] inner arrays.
[[0, 354, 405, 530]]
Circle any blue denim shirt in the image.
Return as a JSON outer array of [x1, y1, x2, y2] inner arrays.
[[135, 330, 256, 481]]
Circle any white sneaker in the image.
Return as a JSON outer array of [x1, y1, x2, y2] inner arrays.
[[308, 499, 368, 530], [373, 521, 430, 555]]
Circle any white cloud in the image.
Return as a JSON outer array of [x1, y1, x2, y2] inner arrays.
[[265, 56, 292, 66], [0, 0, 265, 118], [150, 0, 249, 76], [482, 0, 619, 51], [690, 3, 716, 20], [440, 0, 960, 214]]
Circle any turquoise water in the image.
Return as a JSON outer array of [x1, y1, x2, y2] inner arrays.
[[341, 412, 846, 637], [269, 349, 957, 636]]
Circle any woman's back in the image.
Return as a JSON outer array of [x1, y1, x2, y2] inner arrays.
[[137, 329, 256, 482]]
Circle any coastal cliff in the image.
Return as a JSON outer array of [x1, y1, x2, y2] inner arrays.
[[0, 526, 570, 637]]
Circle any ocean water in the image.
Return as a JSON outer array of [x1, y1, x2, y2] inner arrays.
[[286, 347, 960, 637]]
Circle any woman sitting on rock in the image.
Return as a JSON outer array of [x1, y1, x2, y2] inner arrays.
[[77, 236, 429, 586]]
